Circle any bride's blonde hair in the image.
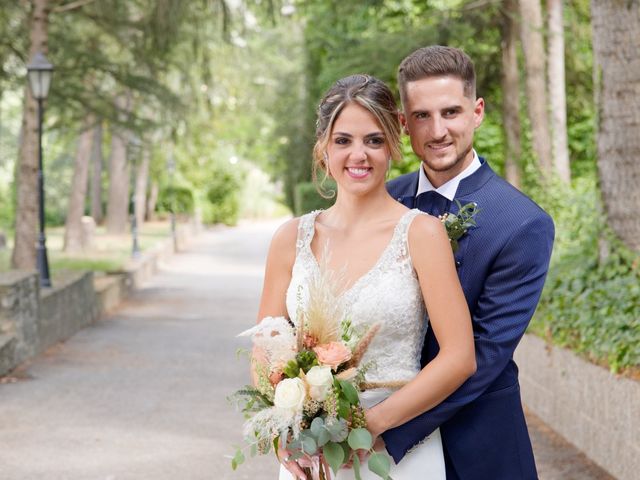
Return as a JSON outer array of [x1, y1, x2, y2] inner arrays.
[[312, 74, 401, 198]]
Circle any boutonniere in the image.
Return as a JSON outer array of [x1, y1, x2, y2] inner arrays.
[[440, 201, 480, 253]]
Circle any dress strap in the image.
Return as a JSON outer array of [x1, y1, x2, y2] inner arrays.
[[390, 209, 427, 261], [295, 210, 322, 255]]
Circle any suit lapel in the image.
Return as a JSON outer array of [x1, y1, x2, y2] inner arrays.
[[390, 171, 420, 208], [454, 157, 494, 198]]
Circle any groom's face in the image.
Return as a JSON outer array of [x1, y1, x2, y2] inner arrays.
[[400, 76, 484, 187]]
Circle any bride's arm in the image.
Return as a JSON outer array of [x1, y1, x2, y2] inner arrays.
[[256, 218, 298, 320], [365, 214, 476, 437], [251, 218, 298, 381], [255, 218, 307, 480]]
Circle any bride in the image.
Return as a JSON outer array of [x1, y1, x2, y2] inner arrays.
[[257, 74, 476, 479]]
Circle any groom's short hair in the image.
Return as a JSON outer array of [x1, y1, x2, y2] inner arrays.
[[398, 45, 476, 104]]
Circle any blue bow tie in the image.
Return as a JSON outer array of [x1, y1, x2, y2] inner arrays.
[[415, 191, 450, 217]]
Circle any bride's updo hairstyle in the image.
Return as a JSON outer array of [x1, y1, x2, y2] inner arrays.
[[312, 74, 401, 197]]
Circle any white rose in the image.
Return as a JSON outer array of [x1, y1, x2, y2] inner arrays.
[[273, 377, 306, 414], [305, 366, 334, 402]]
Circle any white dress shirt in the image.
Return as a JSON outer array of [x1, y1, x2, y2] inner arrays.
[[416, 150, 481, 200]]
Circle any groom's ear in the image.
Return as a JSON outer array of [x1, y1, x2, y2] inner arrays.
[[399, 111, 409, 134]]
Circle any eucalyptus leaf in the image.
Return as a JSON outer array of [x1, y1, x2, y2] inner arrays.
[[368, 452, 391, 479], [347, 428, 373, 450], [302, 435, 318, 455], [326, 418, 349, 442], [323, 441, 345, 474], [310, 417, 325, 436], [231, 449, 245, 470], [317, 426, 330, 446]]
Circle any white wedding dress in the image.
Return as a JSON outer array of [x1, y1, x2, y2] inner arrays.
[[279, 209, 445, 480]]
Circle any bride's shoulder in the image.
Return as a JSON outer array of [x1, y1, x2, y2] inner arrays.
[[270, 217, 300, 249], [407, 210, 447, 242]]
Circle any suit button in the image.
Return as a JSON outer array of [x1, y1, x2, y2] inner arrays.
[[455, 260, 462, 268]]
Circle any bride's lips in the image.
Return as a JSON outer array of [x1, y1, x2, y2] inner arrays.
[[345, 166, 372, 179]]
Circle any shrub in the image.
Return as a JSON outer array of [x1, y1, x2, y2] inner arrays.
[[203, 167, 240, 225], [529, 174, 640, 373], [158, 185, 195, 215]]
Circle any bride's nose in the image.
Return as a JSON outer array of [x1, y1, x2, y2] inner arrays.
[[350, 143, 368, 162]]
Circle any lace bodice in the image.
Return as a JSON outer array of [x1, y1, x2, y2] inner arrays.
[[285, 209, 428, 385]]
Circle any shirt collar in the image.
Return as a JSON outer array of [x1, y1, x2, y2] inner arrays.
[[416, 150, 481, 200]]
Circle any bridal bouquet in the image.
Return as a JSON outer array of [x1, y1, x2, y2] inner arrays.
[[230, 268, 391, 480]]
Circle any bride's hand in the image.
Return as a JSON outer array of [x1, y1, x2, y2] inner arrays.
[[278, 446, 306, 480], [364, 405, 387, 443], [373, 436, 386, 452]]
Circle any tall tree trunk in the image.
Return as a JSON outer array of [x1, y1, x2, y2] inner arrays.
[[63, 113, 94, 252], [518, 0, 553, 174], [146, 181, 158, 221], [12, 0, 49, 269], [591, 0, 640, 252], [501, 0, 522, 189], [105, 95, 131, 234], [547, 0, 571, 182], [90, 121, 104, 224], [134, 148, 150, 227]]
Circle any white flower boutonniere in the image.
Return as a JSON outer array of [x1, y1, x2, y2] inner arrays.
[[440, 201, 480, 253]]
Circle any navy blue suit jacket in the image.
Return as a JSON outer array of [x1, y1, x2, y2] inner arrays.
[[382, 159, 554, 479]]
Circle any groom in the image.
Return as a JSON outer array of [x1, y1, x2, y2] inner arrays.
[[384, 46, 554, 479]]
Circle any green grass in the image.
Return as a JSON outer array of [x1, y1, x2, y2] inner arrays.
[[0, 221, 175, 274]]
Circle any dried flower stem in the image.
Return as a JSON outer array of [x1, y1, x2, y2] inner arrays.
[[361, 380, 409, 390], [345, 323, 381, 369]]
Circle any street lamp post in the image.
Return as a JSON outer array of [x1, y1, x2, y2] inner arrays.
[[27, 52, 53, 288], [129, 136, 142, 259], [167, 151, 178, 252]]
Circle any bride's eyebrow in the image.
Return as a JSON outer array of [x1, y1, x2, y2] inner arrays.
[[364, 132, 384, 139], [331, 131, 384, 137]]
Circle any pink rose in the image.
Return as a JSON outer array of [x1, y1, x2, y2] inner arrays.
[[314, 342, 352, 370]]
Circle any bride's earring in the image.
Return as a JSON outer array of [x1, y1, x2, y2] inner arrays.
[[386, 157, 392, 180], [323, 152, 331, 177]]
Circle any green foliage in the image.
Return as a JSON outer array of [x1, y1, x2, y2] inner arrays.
[[228, 386, 274, 414], [283, 358, 301, 378], [201, 164, 240, 226], [368, 452, 392, 479], [530, 174, 640, 372], [294, 181, 336, 216], [347, 428, 372, 451], [296, 349, 319, 373], [157, 185, 194, 215], [323, 440, 345, 474]]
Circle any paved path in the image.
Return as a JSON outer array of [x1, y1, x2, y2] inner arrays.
[[0, 220, 614, 480]]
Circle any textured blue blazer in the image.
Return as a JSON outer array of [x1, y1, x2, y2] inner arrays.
[[382, 159, 554, 479]]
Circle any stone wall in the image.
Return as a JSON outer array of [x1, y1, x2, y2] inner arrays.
[[0, 270, 98, 376], [39, 271, 99, 353], [0, 271, 40, 369], [516, 333, 639, 480]]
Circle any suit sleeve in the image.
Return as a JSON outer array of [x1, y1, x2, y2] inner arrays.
[[382, 212, 555, 463]]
